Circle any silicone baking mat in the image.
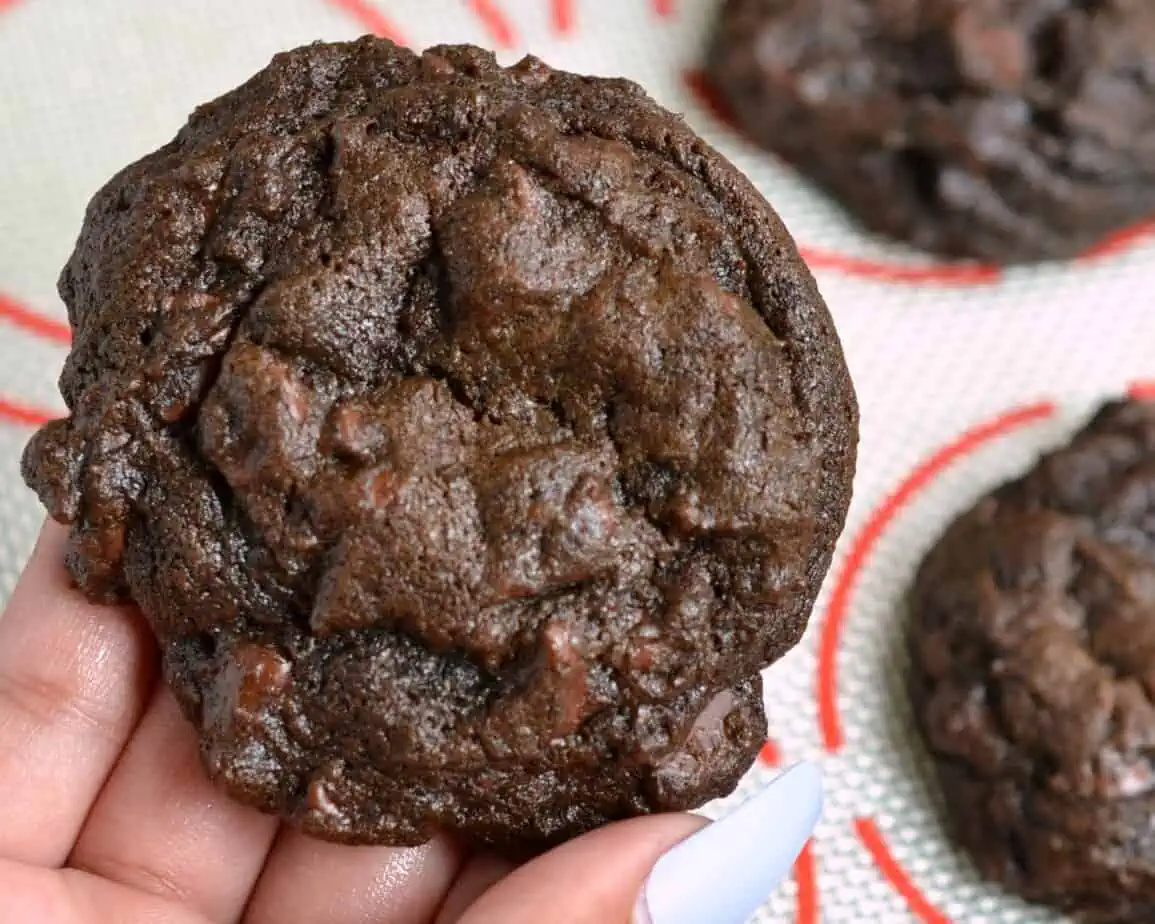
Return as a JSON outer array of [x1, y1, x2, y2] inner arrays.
[[1, 1, 1152, 920]]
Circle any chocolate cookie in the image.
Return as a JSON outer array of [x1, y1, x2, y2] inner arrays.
[[706, 0, 1155, 264], [22, 38, 858, 848], [909, 400, 1155, 921]]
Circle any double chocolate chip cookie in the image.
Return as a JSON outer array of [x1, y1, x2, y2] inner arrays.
[[707, 0, 1155, 263], [910, 399, 1155, 921], [23, 38, 858, 848]]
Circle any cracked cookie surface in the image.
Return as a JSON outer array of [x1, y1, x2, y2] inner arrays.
[[910, 400, 1155, 921], [23, 37, 857, 848], [707, 0, 1155, 263]]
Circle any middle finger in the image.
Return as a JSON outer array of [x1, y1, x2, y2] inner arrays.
[[244, 829, 463, 924]]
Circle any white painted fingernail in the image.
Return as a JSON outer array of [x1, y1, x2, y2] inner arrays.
[[633, 762, 822, 924]]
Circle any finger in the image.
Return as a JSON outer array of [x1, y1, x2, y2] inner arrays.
[[68, 688, 279, 923], [0, 522, 157, 866], [67, 688, 279, 921], [433, 854, 516, 924], [458, 763, 823, 924], [0, 857, 212, 924], [455, 815, 705, 924], [244, 830, 463, 924]]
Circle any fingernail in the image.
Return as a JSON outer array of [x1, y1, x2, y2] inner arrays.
[[633, 762, 823, 924]]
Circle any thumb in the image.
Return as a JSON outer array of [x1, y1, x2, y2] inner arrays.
[[455, 763, 822, 924]]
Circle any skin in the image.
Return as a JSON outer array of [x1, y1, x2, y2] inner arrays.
[[0, 522, 706, 924]]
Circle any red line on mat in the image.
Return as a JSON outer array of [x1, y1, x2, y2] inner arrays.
[[467, 0, 518, 48], [855, 818, 950, 923], [324, 0, 408, 44], [0, 396, 58, 427], [757, 739, 780, 767], [652, 0, 674, 17], [0, 292, 71, 345], [816, 401, 1056, 753], [683, 69, 741, 132], [1078, 218, 1155, 261], [797, 247, 1000, 286], [793, 840, 819, 924], [551, 0, 575, 34], [1129, 380, 1155, 399]]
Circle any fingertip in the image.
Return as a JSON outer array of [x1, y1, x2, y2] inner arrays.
[[456, 812, 707, 923], [639, 763, 823, 924]]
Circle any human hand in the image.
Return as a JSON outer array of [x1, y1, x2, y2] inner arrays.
[[0, 522, 819, 924]]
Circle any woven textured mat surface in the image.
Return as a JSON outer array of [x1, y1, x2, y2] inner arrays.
[[1, 2, 1152, 920]]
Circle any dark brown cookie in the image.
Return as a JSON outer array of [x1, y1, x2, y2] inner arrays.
[[706, 0, 1155, 264], [909, 399, 1155, 921], [22, 37, 858, 849]]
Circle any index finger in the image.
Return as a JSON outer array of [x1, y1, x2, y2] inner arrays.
[[0, 521, 157, 866]]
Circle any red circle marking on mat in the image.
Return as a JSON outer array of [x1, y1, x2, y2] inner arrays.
[[855, 817, 950, 924], [757, 738, 781, 767], [652, 0, 674, 17], [1078, 218, 1155, 261], [551, 0, 574, 34], [1130, 380, 1155, 399], [467, 0, 519, 49], [794, 840, 819, 924], [681, 69, 750, 139], [796, 248, 1000, 285], [325, 0, 408, 44], [0, 292, 71, 345], [816, 401, 1057, 753], [0, 396, 57, 427]]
